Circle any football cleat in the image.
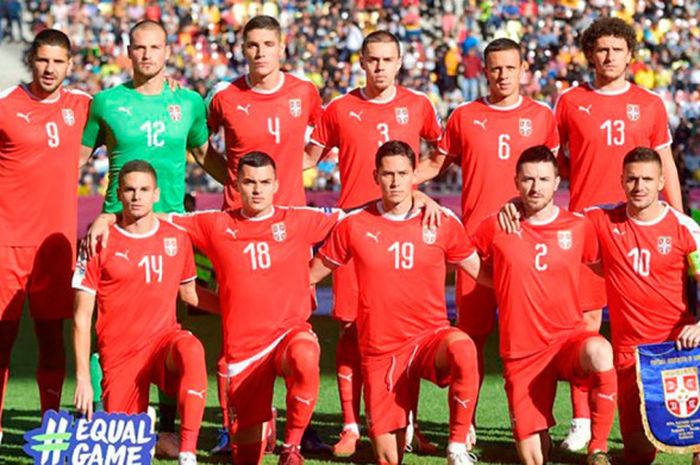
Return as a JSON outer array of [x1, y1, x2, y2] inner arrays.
[[278, 444, 305, 465], [332, 429, 360, 457], [155, 431, 180, 458], [178, 451, 197, 465], [300, 426, 331, 454], [587, 451, 611, 465], [210, 427, 231, 455], [560, 418, 591, 451], [447, 450, 478, 465]]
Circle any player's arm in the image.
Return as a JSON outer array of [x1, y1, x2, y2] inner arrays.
[[457, 252, 492, 288], [303, 142, 326, 170], [658, 146, 683, 211], [73, 290, 96, 420], [309, 255, 337, 285], [86, 213, 118, 258], [178, 280, 220, 314], [415, 150, 448, 184], [190, 141, 227, 184], [79, 145, 95, 166]]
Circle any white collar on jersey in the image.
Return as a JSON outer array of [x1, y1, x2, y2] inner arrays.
[[483, 95, 523, 111], [20, 84, 62, 104], [525, 206, 560, 226], [114, 218, 161, 238], [590, 81, 631, 96], [626, 201, 669, 226], [360, 85, 397, 104], [240, 206, 276, 221], [245, 72, 285, 94], [376, 200, 421, 221]]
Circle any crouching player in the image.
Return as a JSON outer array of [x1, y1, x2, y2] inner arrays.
[[477, 146, 616, 465], [310, 141, 483, 465], [73, 161, 212, 465]]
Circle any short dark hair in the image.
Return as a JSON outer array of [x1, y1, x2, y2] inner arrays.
[[118, 160, 158, 187], [361, 30, 401, 57], [29, 29, 71, 61], [484, 38, 522, 63], [129, 20, 167, 44], [516, 145, 558, 176], [580, 17, 636, 67], [243, 15, 281, 41], [622, 147, 662, 168], [237, 151, 277, 177], [375, 140, 416, 169]]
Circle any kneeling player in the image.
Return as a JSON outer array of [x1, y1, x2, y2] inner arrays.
[[474, 146, 616, 465], [73, 161, 212, 465], [310, 141, 483, 465]]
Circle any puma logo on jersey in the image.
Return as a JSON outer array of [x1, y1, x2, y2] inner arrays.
[[225, 228, 238, 239], [186, 389, 206, 399], [613, 227, 626, 236], [349, 111, 363, 121], [114, 250, 130, 261], [237, 104, 251, 115], [117, 106, 132, 116], [337, 373, 353, 382], [294, 396, 314, 406], [578, 105, 592, 115], [365, 231, 380, 243], [452, 395, 471, 409], [473, 118, 487, 129], [597, 392, 616, 402], [16, 112, 30, 123]]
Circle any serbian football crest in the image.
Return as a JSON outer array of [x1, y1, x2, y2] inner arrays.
[[518, 118, 532, 136], [395, 107, 409, 125], [663, 368, 700, 418], [271, 222, 286, 242], [557, 230, 572, 250], [168, 104, 182, 122], [627, 104, 640, 121], [289, 99, 302, 118], [422, 226, 437, 245], [657, 236, 672, 255], [62, 108, 75, 126], [163, 238, 178, 257]]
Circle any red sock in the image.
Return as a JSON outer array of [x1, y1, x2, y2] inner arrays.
[[0, 321, 20, 431], [171, 335, 207, 453], [231, 441, 264, 465], [216, 354, 230, 429], [283, 338, 320, 445], [336, 324, 362, 427], [34, 319, 66, 413], [571, 383, 591, 419], [588, 369, 617, 453], [446, 338, 479, 443]]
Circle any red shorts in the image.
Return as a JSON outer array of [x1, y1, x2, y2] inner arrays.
[[0, 243, 74, 321], [614, 351, 643, 436], [362, 327, 459, 437], [332, 260, 358, 322], [578, 264, 606, 312], [226, 324, 316, 430], [503, 332, 600, 440], [455, 269, 498, 342], [102, 329, 194, 414]]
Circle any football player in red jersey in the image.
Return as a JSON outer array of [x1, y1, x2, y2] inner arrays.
[[474, 146, 616, 465], [310, 141, 484, 465], [554, 18, 682, 449], [73, 161, 214, 465], [0, 29, 92, 444], [415, 38, 559, 440], [304, 30, 443, 456]]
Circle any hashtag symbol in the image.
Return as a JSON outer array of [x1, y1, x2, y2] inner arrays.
[[23, 410, 73, 465]]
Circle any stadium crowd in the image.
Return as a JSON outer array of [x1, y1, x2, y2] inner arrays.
[[23, 0, 700, 197]]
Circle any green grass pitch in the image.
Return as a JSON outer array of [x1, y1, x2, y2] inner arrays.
[[0, 309, 694, 464]]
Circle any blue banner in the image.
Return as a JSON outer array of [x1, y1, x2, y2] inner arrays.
[[636, 342, 700, 453]]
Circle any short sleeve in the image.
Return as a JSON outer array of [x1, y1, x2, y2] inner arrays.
[[186, 92, 209, 149], [443, 215, 477, 263], [81, 92, 104, 148], [319, 217, 353, 266], [168, 212, 216, 253], [437, 109, 461, 158], [71, 249, 101, 295], [420, 96, 442, 141], [180, 233, 197, 283], [650, 95, 672, 150], [543, 108, 560, 153], [309, 103, 338, 149], [307, 84, 323, 128], [297, 207, 341, 244], [205, 83, 226, 133], [471, 216, 497, 259], [581, 217, 600, 264], [674, 210, 700, 254], [553, 94, 568, 148]]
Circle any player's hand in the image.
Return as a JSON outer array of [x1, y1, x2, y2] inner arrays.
[[498, 200, 522, 234], [86, 214, 115, 258], [676, 324, 700, 350], [412, 190, 443, 228], [165, 76, 183, 91], [74, 378, 94, 421]]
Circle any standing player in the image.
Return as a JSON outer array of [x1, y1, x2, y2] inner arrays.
[[304, 30, 442, 455], [415, 38, 560, 429], [0, 29, 91, 444], [168, 152, 339, 465], [310, 141, 482, 465], [474, 146, 616, 465], [553, 17, 682, 450], [73, 161, 212, 465]]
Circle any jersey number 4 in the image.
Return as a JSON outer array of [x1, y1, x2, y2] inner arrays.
[[138, 255, 163, 283]]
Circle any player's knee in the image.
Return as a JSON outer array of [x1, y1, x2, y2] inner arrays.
[[582, 337, 613, 372], [446, 336, 477, 371], [286, 338, 320, 376]]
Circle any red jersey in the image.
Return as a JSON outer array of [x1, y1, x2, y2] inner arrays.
[[319, 202, 475, 357], [438, 96, 559, 233], [586, 203, 700, 353], [72, 220, 196, 369], [169, 206, 338, 362], [472, 208, 598, 358], [207, 73, 323, 209], [310, 86, 441, 209], [555, 82, 672, 212], [0, 85, 91, 246]]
